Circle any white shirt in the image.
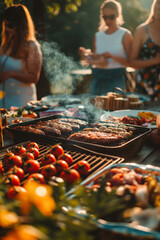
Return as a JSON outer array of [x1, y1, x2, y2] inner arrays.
[[0, 55, 37, 110], [95, 27, 130, 69]]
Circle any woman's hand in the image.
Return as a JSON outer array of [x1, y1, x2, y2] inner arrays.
[[86, 53, 108, 68], [102, 52, 112, 59]]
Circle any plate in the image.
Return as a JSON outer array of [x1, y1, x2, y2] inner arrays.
[[41, 94, 82, 105], [100, 109, 159, 128]]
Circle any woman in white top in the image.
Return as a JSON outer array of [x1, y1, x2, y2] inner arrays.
[[0, 4, 42, 110], [85, 0, 133, 95]]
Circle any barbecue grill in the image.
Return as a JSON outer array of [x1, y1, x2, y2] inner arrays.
[[6, 115, 151, 159]]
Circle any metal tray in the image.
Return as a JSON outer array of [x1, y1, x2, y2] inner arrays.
[[71, 163, 160, 239], [6, 115, 151, 159]]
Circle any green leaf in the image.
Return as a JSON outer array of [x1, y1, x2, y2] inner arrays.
[[65, 4, 78, 13]]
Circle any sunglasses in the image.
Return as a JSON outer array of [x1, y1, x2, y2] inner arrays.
[[5, 22, 15, 29], [102, 14, 116, 20]]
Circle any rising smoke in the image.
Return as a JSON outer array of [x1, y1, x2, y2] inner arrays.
[[41, 41, 80, 94]]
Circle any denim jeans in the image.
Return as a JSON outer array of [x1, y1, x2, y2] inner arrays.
[[90, 67, 126, 95]]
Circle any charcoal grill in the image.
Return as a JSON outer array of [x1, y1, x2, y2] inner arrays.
[[0, 141, 124, 181]]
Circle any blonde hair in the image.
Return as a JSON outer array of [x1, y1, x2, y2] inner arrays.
[[1, 4, 36, 58], [98, 0, 124, 31], [145, 0, 157, 24]]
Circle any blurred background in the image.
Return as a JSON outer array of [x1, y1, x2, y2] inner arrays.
[[0, 0, 154, 98]]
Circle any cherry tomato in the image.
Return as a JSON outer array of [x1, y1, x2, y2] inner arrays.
[[50, 145, 64, 158], [7, 166, 24, 181], [6, 155, 23, 169], [60, 169, 80, 184], [21, 152, 35, 162], [3, 151, 14, 163], [74, 160, 90, 176], [0, 162, 4, 175], [27, 142, 39, 150], [3, 174, 20, 186], [24, 160, 40, 174], [13, 146, 26, 155], [13, 119, 23, 124], [41, 153, 56, 166], [27, 147, 40, 159], [40, 164, 57, 180], [7, 186, 27, 200], [58, 153, 73, 166], [55, 160, 68, 175], [23, 112, 37, 118], [27, 173, 45, 184]]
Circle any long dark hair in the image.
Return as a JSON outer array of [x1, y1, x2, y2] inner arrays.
[[1, 4, 36, 58]]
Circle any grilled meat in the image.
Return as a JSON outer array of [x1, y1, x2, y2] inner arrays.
[[68, 131, 123, 145]]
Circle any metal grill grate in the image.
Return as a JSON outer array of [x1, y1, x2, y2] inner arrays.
[[0, 141, 124, 181]]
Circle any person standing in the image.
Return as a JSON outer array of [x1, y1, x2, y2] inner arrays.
[[0, 4, 42, 110], [80, 0, 132, 95], [129, 0, 160, 101]]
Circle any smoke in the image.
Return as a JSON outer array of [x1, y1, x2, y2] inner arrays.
[[41, 41, 80, 94]]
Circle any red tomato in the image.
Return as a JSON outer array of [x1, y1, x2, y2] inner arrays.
[[13, 146, 26, 155], [13, 119, 23, 124], [58, 153, 73, 166], [27, 147, 40, 159], [0, 162, 4, 175], [55, 160, 68, 175], [27, 173, 45, 184], [40, 164, 57, 180], [41, 153, 56, 166], [24, 160, 40, 174], [74, 160, 90, 176], [50, 145, 64, 158], [3, 174, 20, 186], [60, 169, 80, 184], [27, 142, 39, 150], [21, 152, 35, 162], [6, 155, 23, 169], [7, 166, 24, 181], [3, 151, 14, 162], [7, 186, 27, 200], [23, 112, 37, 118]]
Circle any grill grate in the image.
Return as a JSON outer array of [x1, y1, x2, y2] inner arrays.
[[0, 141, 124, 181]]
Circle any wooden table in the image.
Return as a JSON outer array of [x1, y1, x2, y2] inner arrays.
[[1, 100, 160, 240], [126, 141, 160, 166], [125, 101, 160, 167]]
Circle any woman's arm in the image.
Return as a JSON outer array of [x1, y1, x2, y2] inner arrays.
[[129, 26, 160, 69], [0, 41, 42, 84]]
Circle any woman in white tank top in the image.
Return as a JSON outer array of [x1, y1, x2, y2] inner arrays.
[[0, 4, 42, 110], [80, 0, 133, 95]]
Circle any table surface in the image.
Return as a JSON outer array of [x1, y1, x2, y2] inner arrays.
[[1, 99, 160, 240], [71, 67, 135, 75], [126, 101, 160, 165]]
